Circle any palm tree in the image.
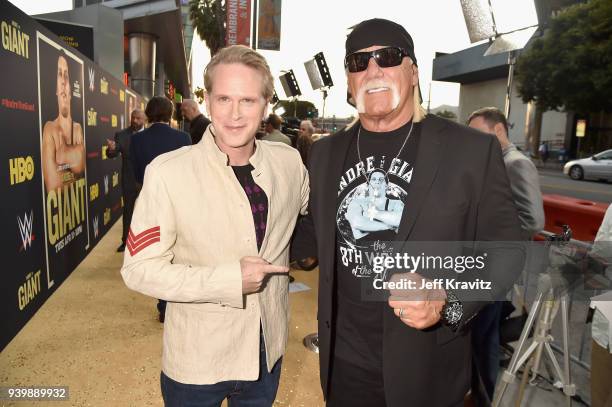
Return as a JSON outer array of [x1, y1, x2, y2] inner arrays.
[[189, 0, 226, 56]]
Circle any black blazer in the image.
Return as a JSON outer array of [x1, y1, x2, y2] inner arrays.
[[292, 115, 524, 406], [107, 127, 139, 194], [188, 114, 211, 144], [130, 123, 191, 184]]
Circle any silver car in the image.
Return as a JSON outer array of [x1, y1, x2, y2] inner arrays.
[[563, 149, 612, 181]]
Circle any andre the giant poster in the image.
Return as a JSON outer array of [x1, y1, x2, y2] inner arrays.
[[37, 32, 90, 289], [0, 0, 143, 351]]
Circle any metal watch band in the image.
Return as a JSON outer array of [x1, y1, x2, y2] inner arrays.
[[441, 290, 463, 329]]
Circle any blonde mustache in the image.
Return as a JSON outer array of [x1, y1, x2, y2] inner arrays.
[[355, 81, 400, 113]]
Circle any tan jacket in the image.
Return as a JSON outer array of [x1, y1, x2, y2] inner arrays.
[[120, 128, 309, 384]]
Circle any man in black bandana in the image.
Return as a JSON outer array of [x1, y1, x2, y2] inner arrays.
[[292, 18, 525, 406]]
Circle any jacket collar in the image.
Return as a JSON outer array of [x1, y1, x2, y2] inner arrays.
[[149, 122, 170, 127], [502, 143, 516, 157], [395, 115, 449, 241], [200, 125, 264, 170]]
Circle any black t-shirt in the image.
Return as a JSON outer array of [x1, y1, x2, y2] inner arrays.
[[232, 164, 268, 250], [334, 120, 421, 370]]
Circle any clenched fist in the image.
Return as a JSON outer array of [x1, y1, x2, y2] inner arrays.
[[241, 256, 289, 294], [388, 272, 446, 330]]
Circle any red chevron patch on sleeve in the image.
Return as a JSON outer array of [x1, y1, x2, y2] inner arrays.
[[127, 226, 161, 256]]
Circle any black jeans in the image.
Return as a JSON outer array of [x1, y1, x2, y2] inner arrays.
[[326, 356, 386, 407], [121, 190, 138, 244]]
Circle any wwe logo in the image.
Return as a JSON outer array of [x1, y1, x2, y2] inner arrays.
[[104, 175, 109, 195], [17, 211, 34, 251], [93, 215, 99, 238], [88, 67, 95, 92]]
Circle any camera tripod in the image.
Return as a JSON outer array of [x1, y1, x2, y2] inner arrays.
[[493, 227, 577, 407]]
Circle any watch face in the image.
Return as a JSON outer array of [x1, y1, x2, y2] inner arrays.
[[446, 302, 463, 325], [443, 293, 463, 326]]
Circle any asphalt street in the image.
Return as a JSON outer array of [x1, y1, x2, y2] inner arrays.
[[538, 168, 612, 203]]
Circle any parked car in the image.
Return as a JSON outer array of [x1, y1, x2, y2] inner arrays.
[[563, 149, 612, 181]]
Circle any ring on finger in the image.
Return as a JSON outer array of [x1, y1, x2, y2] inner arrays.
[[399, 308, 404, 319]]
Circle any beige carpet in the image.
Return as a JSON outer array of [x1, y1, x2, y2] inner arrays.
[[0, 219, 323, 407]]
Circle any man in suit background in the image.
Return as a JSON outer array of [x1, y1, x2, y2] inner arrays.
[[292, 18, 524, 406], [130, 96, 191, 185], [467, 106, 544, 403], [107, 108, 146, 252], [262, 113, 292, 146], [468, 107, 544, 240], [130, 96, 191, 321], [180, 98, 210, 144]]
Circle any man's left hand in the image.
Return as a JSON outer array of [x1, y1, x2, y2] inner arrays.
[[387, 272, 447, 330]]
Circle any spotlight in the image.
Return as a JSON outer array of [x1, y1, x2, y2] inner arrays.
[[304, 52, 333, 91], [279, 70, 301, 98], [460, 0, 540, 118]]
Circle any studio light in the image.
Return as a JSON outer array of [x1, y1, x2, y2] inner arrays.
[[304, 52, 333, 91], [279, 70, 301, 98], [460, 0, 540, 118], [303, 52, 334, 129]]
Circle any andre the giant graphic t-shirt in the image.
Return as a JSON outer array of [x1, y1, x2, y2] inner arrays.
[[334, 120, 421, 370]]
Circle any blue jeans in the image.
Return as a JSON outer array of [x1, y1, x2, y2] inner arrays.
[[160, 332, 282, 407]]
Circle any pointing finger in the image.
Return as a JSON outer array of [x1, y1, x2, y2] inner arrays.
[[243, 256, 269, 264], [262, 264, 290, 274]]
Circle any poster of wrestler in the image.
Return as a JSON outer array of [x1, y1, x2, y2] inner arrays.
[[336, 156, 414, 282], [37, 32, 90, 288], [337, 168, 408, 248]]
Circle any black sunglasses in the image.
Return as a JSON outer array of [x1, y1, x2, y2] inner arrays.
[[344, 47, 409, 73]]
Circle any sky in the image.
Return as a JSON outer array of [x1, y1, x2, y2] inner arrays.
[[10, 0, 479, 117], [192, 0, 475, 117]]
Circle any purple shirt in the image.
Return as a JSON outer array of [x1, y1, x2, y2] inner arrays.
[[232, 164, 268, 250]]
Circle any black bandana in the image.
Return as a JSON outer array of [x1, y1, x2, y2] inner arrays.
[[345, 18, 417, 66]]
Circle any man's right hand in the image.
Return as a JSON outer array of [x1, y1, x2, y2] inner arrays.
[[240, 256, 289, 294]]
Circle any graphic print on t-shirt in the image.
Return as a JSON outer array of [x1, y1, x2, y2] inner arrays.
[[336, 154, 414, 281], [332, 122, 419, 369]]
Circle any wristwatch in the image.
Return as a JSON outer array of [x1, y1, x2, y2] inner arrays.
[[440, 290, 463, 330]]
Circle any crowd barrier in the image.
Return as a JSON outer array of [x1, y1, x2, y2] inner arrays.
[[541, 194, 609, 242]]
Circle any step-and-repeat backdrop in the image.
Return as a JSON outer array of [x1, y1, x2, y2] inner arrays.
[[1, 0, 144, 351]]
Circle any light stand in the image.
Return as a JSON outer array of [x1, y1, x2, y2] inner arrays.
[[504, 50, 517, 119], [304, 52, 333, 132], [291, 96, 299, 117], [321, 89, 328, 131]]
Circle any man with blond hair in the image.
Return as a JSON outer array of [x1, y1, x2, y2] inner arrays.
[[121, 45, 308, 405], [292, 18, 523, 406]]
